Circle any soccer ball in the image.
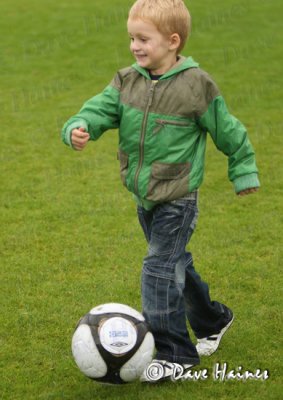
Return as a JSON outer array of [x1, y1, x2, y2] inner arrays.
[[71, 303, 155, 384]]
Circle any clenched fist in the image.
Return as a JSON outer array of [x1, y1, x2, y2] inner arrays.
[[71, 127, 90, 151]]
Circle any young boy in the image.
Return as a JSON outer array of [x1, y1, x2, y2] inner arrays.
[[62, 0, 259, 382]]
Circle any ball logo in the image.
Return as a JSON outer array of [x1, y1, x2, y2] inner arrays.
[[109, 330, 128, 338], [99, 317, 137, 355]]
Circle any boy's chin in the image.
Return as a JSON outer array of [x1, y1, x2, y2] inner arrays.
[[136, 60, 153, 70], [135, 56, 150, 68], [136, 60, 148, 67]]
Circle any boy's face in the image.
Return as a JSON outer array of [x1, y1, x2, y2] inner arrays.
[[127, 18, 179, 75]]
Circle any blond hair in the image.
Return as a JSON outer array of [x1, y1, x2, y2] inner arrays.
[[128, 0, 191, 52]]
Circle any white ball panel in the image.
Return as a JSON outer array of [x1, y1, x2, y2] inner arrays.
[[72, 324, 107, 378], [89, 303, 145, 322], [119, 332, 155, 382], [100, 317, 137, 355]]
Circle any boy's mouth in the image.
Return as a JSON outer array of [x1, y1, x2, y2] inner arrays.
[[134, 54, 147, 61]]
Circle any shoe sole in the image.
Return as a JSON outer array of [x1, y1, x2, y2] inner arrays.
[[140, 360, 193, 383], [197, 315, 234, 356]]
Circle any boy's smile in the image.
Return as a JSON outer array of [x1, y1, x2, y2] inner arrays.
[[127, 18, 179, 75]]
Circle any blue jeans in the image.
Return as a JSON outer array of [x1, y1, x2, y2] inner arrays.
[[137, 194, 231, 365]]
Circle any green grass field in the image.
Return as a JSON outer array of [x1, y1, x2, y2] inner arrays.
[[1, 0, 282, 399]]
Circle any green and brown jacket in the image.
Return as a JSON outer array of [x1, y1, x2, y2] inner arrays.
[[62, 56, 260, 210]]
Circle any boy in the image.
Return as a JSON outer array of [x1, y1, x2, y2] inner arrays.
[[62, 0, 259, 382]]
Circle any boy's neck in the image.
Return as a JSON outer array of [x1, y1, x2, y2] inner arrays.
[[148, 70, 163, 81], [149, 55, 181, 76]]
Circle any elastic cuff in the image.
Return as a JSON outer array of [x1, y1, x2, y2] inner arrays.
[[233, 173, 260, 193]]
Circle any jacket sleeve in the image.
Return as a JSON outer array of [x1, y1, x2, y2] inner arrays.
[[61, 77, 120, 147], [195, 71, 260, 193]]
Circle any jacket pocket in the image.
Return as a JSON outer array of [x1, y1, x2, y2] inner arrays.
[[153, 119, 192, 134], [146, 162, 190, 202], [117, 149, 128, 187]]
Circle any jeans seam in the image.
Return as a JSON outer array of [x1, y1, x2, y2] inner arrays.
[[167, 203, 196, 266]]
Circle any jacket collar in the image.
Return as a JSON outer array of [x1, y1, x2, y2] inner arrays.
[[132, 56, 199, 80]]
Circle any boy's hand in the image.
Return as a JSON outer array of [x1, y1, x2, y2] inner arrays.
[[237, 188, 259, 196], [71, 127, 90, 151]]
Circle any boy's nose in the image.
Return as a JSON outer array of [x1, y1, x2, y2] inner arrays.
[[130, 40, 140, 52]]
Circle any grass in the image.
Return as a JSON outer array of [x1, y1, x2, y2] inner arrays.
[[0, 0, 282, 399]]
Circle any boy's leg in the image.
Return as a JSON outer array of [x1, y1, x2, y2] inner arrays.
[[137, 196, 200, 365], [183, 254, 233, 339], [137, 195, 232, 364]]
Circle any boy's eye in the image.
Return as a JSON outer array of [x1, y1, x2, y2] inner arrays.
[[129, 36, 148, 43]]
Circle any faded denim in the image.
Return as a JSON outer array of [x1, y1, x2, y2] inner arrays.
[[138, 194, 231, 365]]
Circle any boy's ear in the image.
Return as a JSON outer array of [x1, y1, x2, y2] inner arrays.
[[169, 33, 181, 51]]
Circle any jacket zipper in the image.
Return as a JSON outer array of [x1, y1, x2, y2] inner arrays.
[[134, 81, 156, 195], [153, 119, 191, 134]]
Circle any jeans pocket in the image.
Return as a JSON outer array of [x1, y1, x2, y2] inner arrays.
[[142, 269, 180, 314]]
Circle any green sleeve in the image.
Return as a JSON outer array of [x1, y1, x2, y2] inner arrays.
[[61, 83, 120, 146], [198, 95, 260, 192]]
